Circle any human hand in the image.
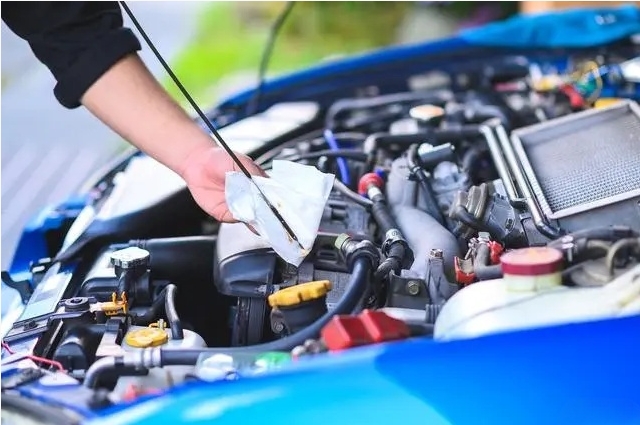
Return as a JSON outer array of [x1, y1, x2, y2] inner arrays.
[[180, 145, 267, 223]]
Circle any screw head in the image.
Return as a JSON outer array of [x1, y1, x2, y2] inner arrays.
[[429, 249, 443, 259], [406, 280, 421, 296]]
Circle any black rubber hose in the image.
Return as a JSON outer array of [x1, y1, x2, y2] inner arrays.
[[131, 287, 168, 325], [451, 204, 500, 240], [466, 104, 510, 128], [547, 226, 639, 248], [375, 243, 404, 280], [269, 149, 368, 164], [406, 144, 445, 224], [157, 258, 373, 363], [370, 198, 411, 278], [371, 197, 397, 234], [461, 145, 485, 183], [131, 284, 183, 340], [461, 146, 482, 173], [164, 284, 184, 340], [473, 243, 503, 281], [326, 90, 451, 129], [255, 131, 367, 165], [363, 126, 482, 154], [131, 236, 215, 285]]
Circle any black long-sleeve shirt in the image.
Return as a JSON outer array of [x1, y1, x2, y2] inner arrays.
[[2, 1, 141, 108]]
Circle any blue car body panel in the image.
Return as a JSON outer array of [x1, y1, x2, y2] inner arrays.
[[460, 5, 640, 48], [89, 315, 640, 425], [3, 7, 640, 424]]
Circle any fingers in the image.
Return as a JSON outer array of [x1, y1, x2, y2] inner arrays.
[[238, 152, 268, 178], [244, 223, 260, 236], [218, 211, 260, 237], [218, 209, 239, 224]]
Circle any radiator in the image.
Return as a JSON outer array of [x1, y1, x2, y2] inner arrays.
[[494, 99, 640, 237]]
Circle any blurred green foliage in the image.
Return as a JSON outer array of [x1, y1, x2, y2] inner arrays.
[[164, 1, 411, 105]]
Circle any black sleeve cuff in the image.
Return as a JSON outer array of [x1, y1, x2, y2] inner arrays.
[[53, 28, 141, 109]]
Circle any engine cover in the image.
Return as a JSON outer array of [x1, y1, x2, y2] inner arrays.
[[214, 191, 371, 345]]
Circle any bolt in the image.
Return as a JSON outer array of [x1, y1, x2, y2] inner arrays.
[[291, 345, 306, 358], [429, 249, 443, 259], [23, 320, 37, 331], [406, 280, 421, 296], [273, 322, 285, 333]]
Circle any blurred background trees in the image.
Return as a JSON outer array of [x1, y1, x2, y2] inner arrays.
[[164, 1, 519, 105]]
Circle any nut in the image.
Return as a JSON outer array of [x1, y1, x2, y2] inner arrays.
[[406, 280, 421, 296], [429, 249, 443, 259]]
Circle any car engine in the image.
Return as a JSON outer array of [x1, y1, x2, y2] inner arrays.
[[3, 55, 640, 407]]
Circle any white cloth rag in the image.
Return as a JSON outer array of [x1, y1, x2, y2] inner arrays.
[[225, 160, 335, 266]]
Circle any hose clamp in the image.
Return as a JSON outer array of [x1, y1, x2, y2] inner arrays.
[[381, 229, 414, 269]]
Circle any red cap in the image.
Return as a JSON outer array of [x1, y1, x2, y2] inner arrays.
[[358, 173, 384, 196], [500, 247, 563, 276]]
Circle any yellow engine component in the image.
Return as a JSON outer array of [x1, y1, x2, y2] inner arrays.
[[594, 98, 623, 109], [268, 280, 332, 308], [124, 326, 169, 348], [99, 292, 128, 316]]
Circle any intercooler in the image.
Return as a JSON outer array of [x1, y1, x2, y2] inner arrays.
[[484, 99, 640, 238]]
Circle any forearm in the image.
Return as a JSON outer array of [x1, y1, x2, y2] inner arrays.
[[80, 53, 212, 178]]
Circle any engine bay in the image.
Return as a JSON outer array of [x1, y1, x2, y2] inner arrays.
[[3, 51, 640, 410]]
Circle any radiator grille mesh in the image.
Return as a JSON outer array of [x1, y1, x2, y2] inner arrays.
[[518, 106, 640, 214]]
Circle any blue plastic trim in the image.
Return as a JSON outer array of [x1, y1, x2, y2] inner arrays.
[[3, 197, 87, 317], [8, 196, 87, 278]]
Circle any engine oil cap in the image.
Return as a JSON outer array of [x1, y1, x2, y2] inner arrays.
[[500, 247, 563, 276], [268, 280, 332, 308], [125, 327, 169, 348]]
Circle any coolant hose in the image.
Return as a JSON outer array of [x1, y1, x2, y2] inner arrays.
[[84, 356, 119, 389], [374, 244, 403, 281], [131, 283, 183, 340], [156, 258, 373, 365], [406, 144, 445, 224], [473, 243, 503, 281], [371, 197, 397, 234], [371, 211, 411, 279], [164, 284, 184, 340], [361, 174, 414, 278], [131, 289, 166, 325]]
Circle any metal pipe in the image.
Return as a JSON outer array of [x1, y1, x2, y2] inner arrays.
[[479, 120, 526, 209], [494, 124, 562, 238]]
